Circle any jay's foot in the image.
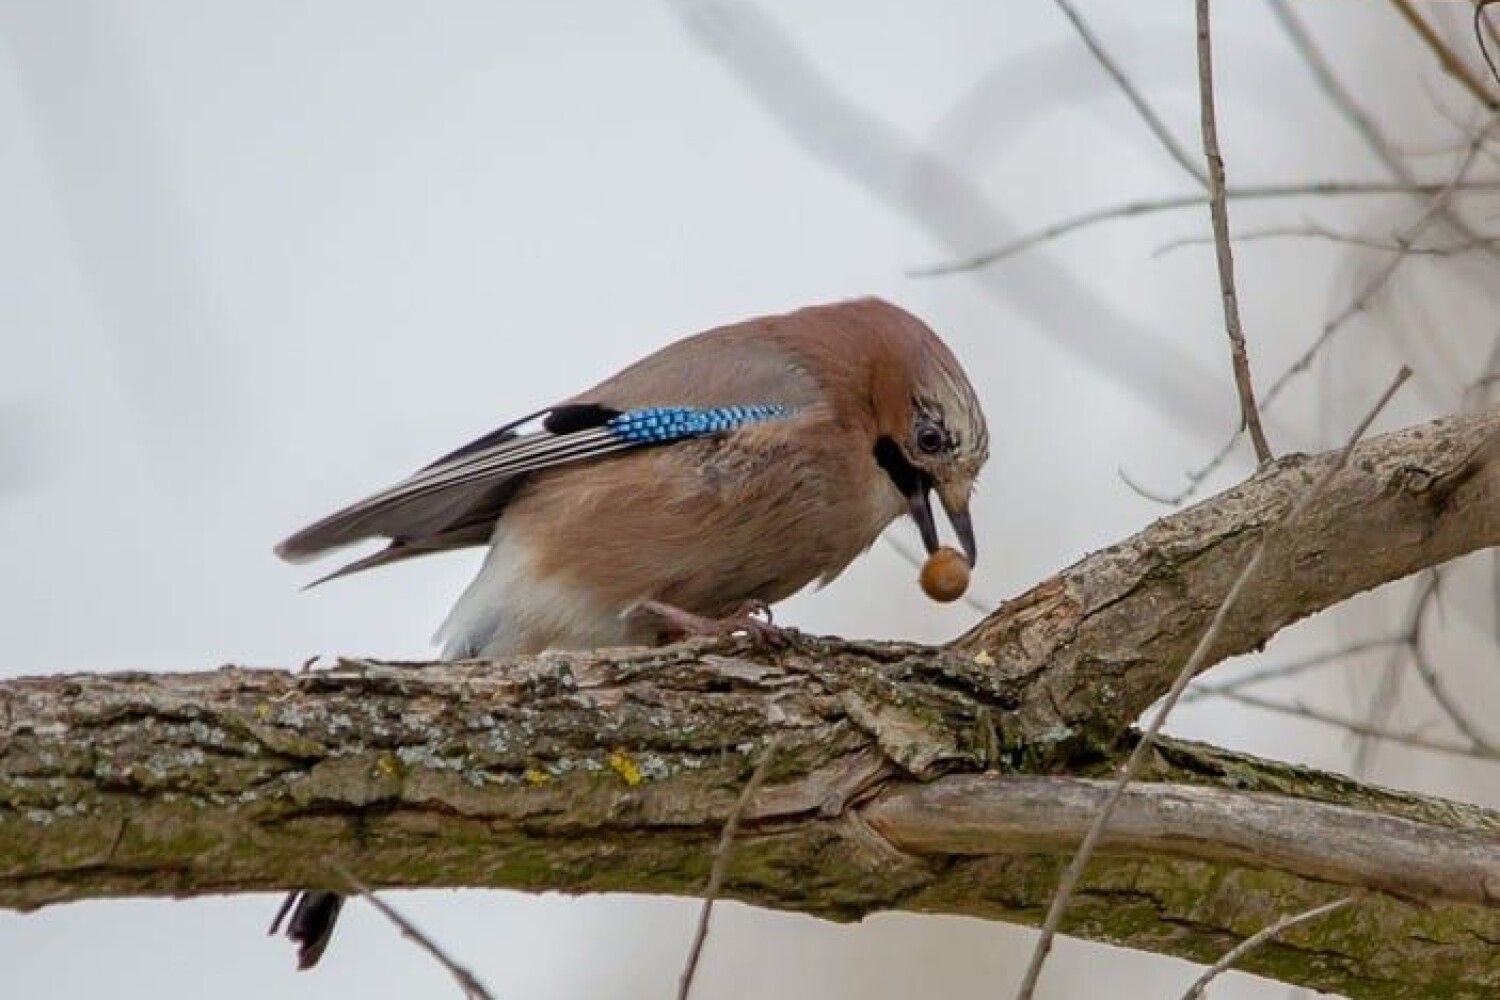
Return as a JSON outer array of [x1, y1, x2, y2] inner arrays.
[[643, 599, 798, 649]]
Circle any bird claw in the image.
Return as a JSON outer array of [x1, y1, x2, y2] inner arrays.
[[642, 599, 799, 650]]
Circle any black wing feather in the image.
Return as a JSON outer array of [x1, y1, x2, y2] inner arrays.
[[274, 406, 631, 579]]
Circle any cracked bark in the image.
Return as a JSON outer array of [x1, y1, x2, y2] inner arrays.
[[2, 409, 1498, 998]]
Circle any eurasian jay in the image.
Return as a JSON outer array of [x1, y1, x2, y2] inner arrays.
[[269, 296, 988, 967]]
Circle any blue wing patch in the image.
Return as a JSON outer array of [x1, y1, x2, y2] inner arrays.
[[606, 405, 795, 444], [334, 403, 797, 519]]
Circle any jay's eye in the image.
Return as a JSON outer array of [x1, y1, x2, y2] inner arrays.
[[916, 424, 945, 455]]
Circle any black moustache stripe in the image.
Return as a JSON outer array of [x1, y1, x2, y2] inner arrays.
[[874, 436, 929, 496]]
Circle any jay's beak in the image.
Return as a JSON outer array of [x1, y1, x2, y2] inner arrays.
[[908, 480, 978, 567]]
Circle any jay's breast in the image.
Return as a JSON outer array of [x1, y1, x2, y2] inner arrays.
[[512, 429, 899, 618]]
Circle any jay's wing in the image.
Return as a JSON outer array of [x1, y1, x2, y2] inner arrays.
[[276, 402, 795, 584], [276, 322, 823, 584]]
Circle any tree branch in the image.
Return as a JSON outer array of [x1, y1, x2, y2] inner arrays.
[[959, 407, 1499, 748], [1052, 0, 1207, 188], [1011, 366, 1409, 999], [2, 409, 1497, 998], [910, 180, 1500, 277], [1195, 0, 1274, 465], [1388, 0, 1500, 110]]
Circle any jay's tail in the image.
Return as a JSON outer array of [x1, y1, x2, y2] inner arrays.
[[269, 890, 344, 970]]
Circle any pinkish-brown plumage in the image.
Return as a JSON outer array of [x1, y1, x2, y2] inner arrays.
[[278, 297, 987, 657], [271, 297, 988, 966]]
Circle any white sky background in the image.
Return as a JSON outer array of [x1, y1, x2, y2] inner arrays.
[[1, 2, 1497, 998]]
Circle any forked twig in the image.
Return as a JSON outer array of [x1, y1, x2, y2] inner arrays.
[[1195, 687, 1500, 761], [1178, 895, 1360, 1000], [1270, 0, 1500, 263], [1180, 636, 1407, 703], [1052, 0, 1206, 187]]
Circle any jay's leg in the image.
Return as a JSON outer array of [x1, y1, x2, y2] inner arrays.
[[642, 599, 797, 648]]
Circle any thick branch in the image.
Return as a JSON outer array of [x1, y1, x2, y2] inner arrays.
[[2, 659, 1498, 998], [2, 409, 1498, 997], [961, 408, 1500, 751]]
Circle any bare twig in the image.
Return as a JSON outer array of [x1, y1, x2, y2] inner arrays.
[[1351, 631, 1413, 777], [1406, 574, 1500, 754], [1354, 572, 1445, 773], [910, 180, 1500, 277], [1052, 0, 1206, 187], [1269, 0, 1500, 262], [1118, 435, 1239, 506], [1463, 327, 1500, 411], [1011, 366, 1410, 1000], [1480, 2, 1500, 95], [677, 735, 782, 1000], [333, 865, 497, 1000], [1179, 895, 1360, 1000], [1153, 220, 1500, 257], [1388, 0, 1500, 110], [1191, 561, 1495, 758], [1196, 687, 1500, 761], [1268, 1, 1407, 176], [1181, 636, 1407, 703], [1196, 0, 1272, 463]]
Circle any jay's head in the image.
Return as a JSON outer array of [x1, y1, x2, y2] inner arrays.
[[866, 311, 988, 567]]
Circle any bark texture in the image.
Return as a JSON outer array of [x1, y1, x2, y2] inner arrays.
[[2, 409, 1498, 998]]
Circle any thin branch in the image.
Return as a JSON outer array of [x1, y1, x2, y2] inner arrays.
[[1351, 626, 1414, 777], [1179, 895, 1360, 1000], [334, 865, 497, 1000], [1190, 565, 1496, 757], [1268, 0, 1408, 176], [1153, 220, 1500, 257], [1011, 366, 1410, 1000], [1118, 435, 1239, 506], [1052, 0, 1206, 187], [1354, 570, 1444, 773], [1406, 575, 1500, 755], [910, 180, 1500, 277], [1463, 327, 1500, 411], [1196, 687, 1500, 761], [1180, 636, 1408, 703], [1197, 0, 1273, 463], [1251, 124, 1496, 400], [1480, 2, 1500, 95], [867, 775, 1500, 905], [677, 735, 782, 1000], [1388, 0, 1500, 110], [1268, 0, 1500, 262]]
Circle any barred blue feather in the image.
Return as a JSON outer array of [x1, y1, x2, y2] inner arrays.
[[607, 405, 794, 444]]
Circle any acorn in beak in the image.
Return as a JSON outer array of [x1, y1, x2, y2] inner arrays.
[[907, 480, 977, 567]]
